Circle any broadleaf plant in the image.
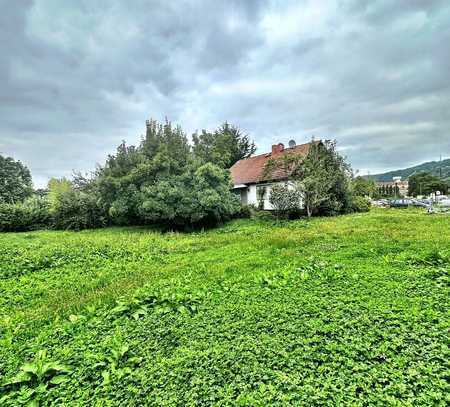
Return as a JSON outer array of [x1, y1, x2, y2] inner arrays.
[[1, 350, 71, 406]]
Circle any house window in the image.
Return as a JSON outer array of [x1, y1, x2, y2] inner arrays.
[[256, 185, 268, 210]]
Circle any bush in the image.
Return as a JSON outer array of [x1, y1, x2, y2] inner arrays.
[[47, 177, 108, 230], [252, 210, 275, 221], [238, 204, 255, 219], [138, 163, 240, 228], [287, 207, 306, 219], [107, 185, 142, 226], [0, 197, 52, 232], [351, 196, 371, 213], [269, 184, 302, 219], [52, 189, 108, 230]]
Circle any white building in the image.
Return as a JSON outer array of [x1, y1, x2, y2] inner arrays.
[[230, 141, 314, 210]]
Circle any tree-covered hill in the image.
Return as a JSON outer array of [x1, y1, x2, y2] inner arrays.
[[370, 158, 450, 182]]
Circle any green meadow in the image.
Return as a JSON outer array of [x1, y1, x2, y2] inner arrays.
[[0, 209, 448, 406]]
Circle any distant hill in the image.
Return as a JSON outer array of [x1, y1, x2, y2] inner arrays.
[[369, 158, 450, 182]]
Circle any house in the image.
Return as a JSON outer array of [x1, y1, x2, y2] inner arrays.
[[230, 140, 314, 210]]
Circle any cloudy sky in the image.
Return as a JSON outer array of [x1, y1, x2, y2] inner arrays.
[[1, 0, 449, 187]]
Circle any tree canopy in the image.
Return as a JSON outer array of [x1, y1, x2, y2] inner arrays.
[[94, 119, 241, 228], [0, 118, 248, 231], [352, 176, 378, 198], [408, 172, 449, 196], [264, 140, 352, 217], [192, 122, 256, 168], [0, 154, 33, 204]]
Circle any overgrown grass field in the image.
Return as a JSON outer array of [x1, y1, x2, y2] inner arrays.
[[0, 209, 448, 406]]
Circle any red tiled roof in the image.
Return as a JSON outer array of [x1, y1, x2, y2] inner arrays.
[[230, 142, 313, 185]]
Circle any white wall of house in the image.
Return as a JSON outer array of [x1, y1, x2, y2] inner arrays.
[[247, 184, 258, 206], [240, 181, 303, 210]]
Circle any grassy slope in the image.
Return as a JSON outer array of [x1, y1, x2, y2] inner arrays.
[[0, 209, 449, 406]]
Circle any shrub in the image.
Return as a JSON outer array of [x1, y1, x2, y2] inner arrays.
[[0, 197, 52, 232], [52, 189, 108, 230], [318, 198, 344, 216], [138, 163, 240, 228], [47, 177, 108, 230], [107, 185, 142, 226], [351, 196, 371, 213], [287, 207, 306, 219], [238, 204, 255, 219], [25, 196, 53, 229], [252, 210, 275, 221], [269, 184, 302, 219]]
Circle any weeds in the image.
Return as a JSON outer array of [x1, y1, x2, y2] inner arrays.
[[110, 289, 204, 319], [0, 209, 448, 405], [1, 350, 71, 406]]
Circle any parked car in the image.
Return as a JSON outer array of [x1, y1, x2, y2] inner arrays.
[[390, 199, 413, 208], [372, 199, 392, 207], [410, 199, 429, 207]]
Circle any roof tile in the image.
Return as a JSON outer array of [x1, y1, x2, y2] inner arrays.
[[230, 142, 313, 185]]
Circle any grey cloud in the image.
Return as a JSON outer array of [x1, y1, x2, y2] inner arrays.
[[340, 0, 448, 24], [0, 0, 449, 187]]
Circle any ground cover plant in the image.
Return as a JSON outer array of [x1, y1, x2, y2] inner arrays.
[[0, 209, 448, 406]]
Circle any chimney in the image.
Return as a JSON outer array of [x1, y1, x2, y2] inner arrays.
[[271, 143, 284, 155]]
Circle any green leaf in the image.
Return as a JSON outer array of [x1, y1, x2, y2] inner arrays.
[[127, 357, 143, 366], [35, 383, 48, 393], [119, 345, 129, 357], [21, 363, 38, 375], [49, 375, 70, 385], [110, 302, 130, 314], [42, 362, 71, 374], [101, 370, 111, 386], [2, 371, 33, 386], [132, 307, 148, 320]]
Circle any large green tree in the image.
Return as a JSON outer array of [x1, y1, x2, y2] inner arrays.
[[264, 140, 352, 217], [192, 122, 256, 168], [139, 163, 239, 227], [408, 172, 449, 196], [352, 176, 378, 198], [95, 118, 239, 227], [96, 119, 191, 225], [0, 154, 33, 204]]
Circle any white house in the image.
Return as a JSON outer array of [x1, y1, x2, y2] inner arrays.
[[230, 140, 314, 210]]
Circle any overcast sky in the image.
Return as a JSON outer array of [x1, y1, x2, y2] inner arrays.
[[1, 0, 449, 187]]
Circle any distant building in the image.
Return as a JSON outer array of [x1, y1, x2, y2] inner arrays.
[[376, 177, 409, 197]]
